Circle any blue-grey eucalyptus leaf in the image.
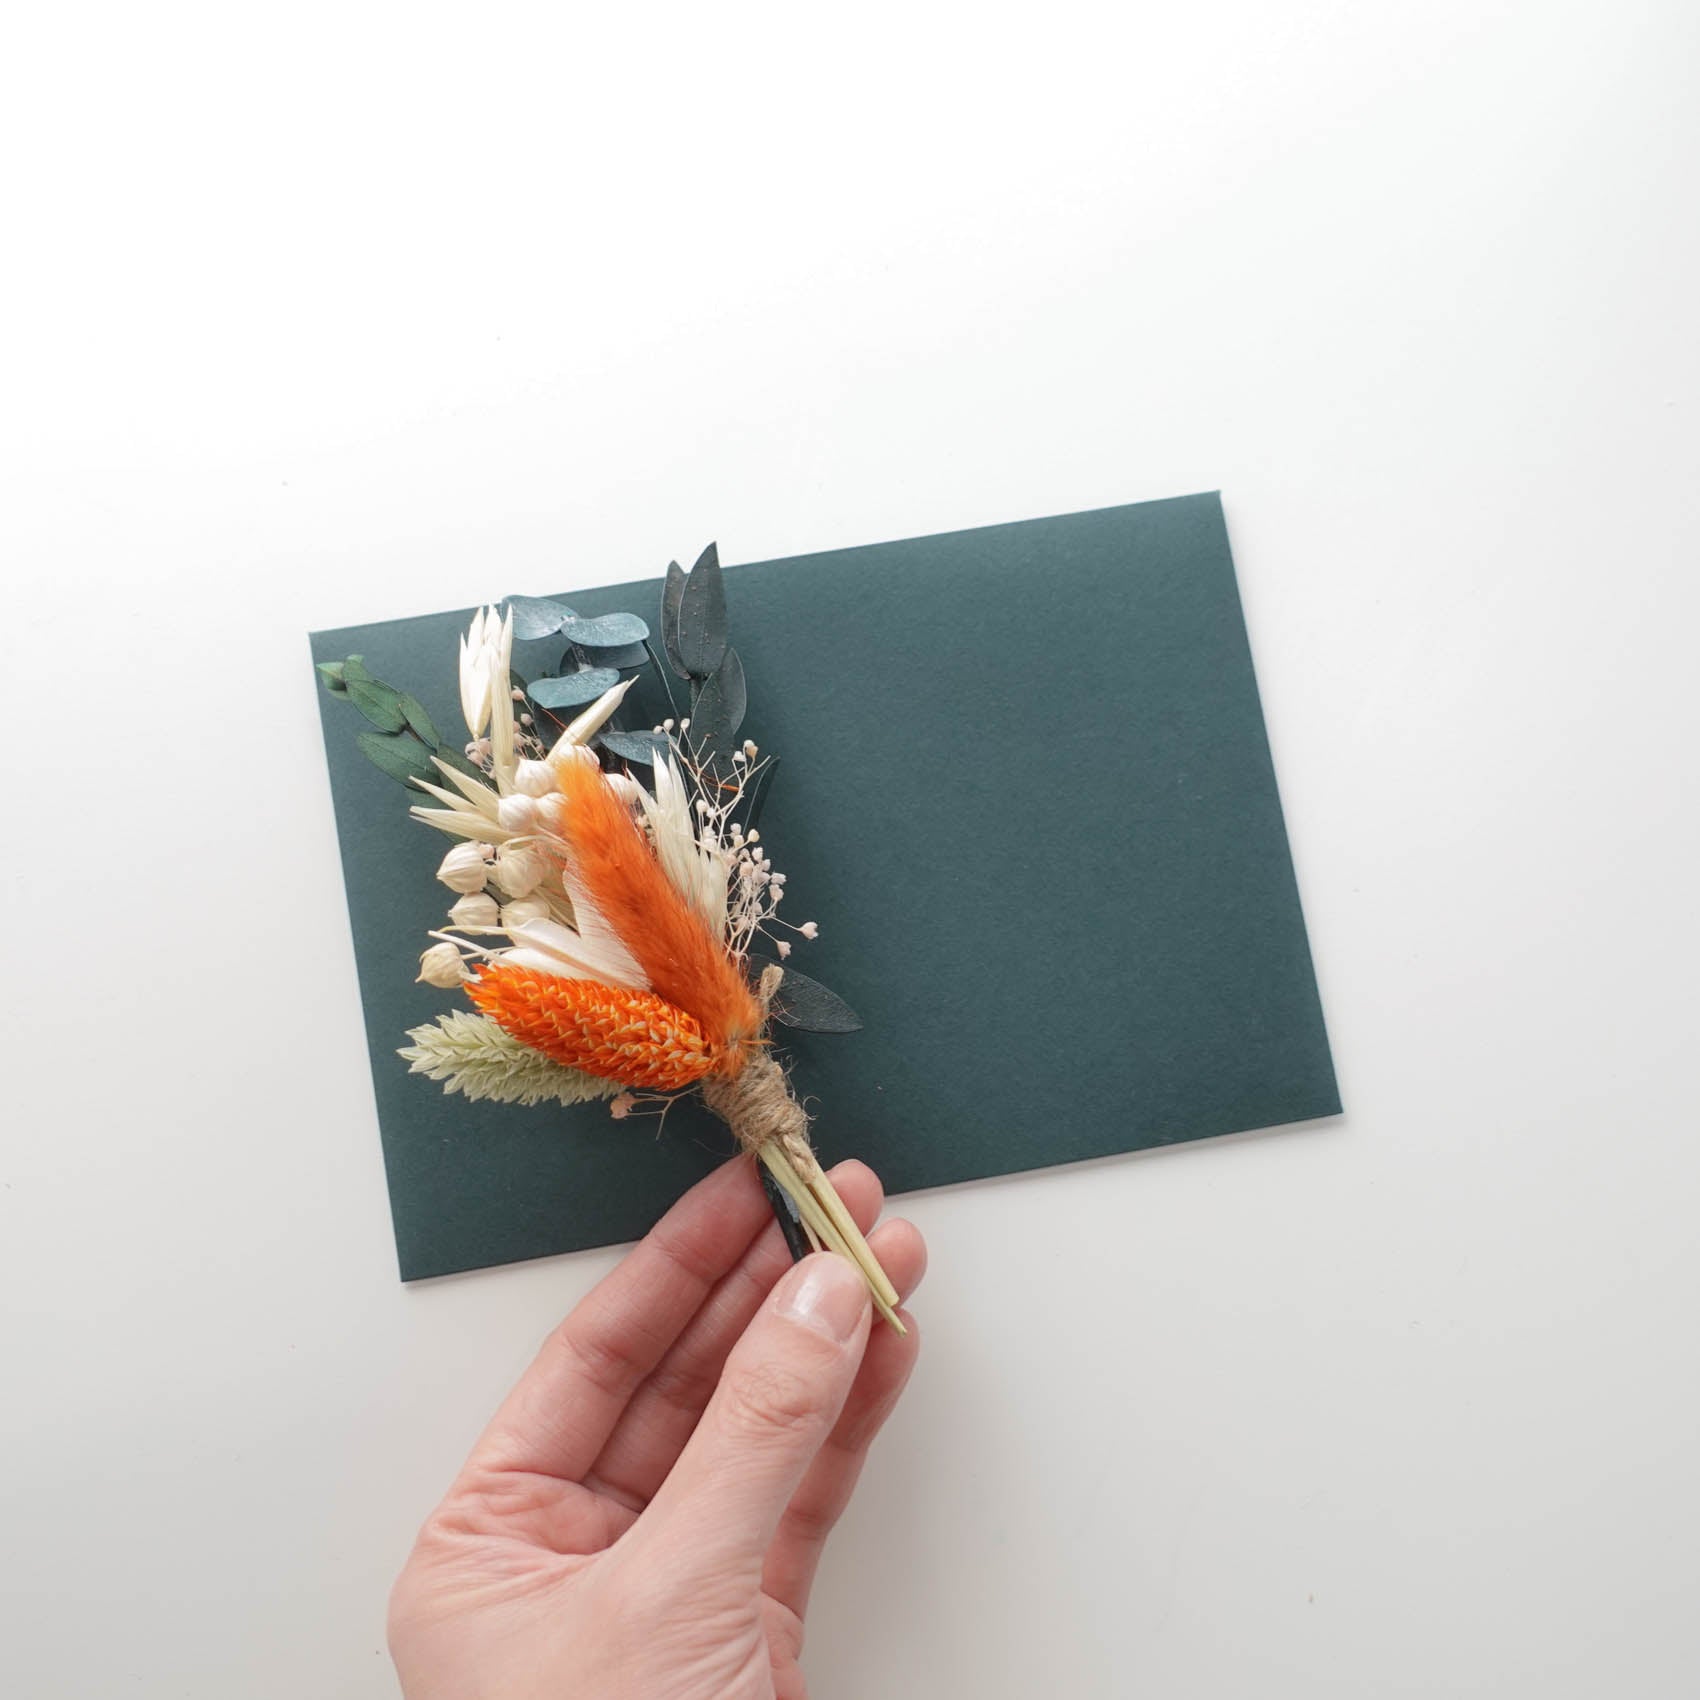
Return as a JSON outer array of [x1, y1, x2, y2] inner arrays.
[[505, 596, 575, 640], [528, 667, 623, 709], [559, 610, 649, 649]]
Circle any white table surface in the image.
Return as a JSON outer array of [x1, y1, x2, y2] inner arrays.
[[4, 4, 1696, 1695]]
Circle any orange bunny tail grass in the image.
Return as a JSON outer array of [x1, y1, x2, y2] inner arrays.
[[468, 966, 723, 1090], [555, 754, 764, 1051]]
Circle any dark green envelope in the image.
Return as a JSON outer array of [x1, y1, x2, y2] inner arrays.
[[311, 493, 1339, 1280]]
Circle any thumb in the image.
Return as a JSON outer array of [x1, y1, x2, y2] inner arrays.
[[633, 1252, 872, 1584]]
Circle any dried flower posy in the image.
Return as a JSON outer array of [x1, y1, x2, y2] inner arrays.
[[319, 548, 902, 1327]]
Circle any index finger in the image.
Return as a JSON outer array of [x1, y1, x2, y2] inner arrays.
[[463, 1154, 776, 1484]]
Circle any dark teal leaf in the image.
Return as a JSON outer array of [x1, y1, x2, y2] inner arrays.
[[677, 541, 727, 678], [743, 754, 779, 833], [689, 646, 746, 754], [346, 677, 408, 733], [560, 611, 649, 649], [598, 729, 673, 767], [506, 596, 575, 640], [357, 731, 437, 788], [528, 667, 623, 710], [661, 560, 689, 678], [316, 661, 348, 695], [396, 691, 438, 750], [767, 967, 862, 1033]]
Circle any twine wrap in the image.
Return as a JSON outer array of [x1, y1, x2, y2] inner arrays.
[[700, 966, 812, 1162]]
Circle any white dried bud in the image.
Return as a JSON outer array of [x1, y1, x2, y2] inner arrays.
[[799, 921, 819, 939], [416, 943, 468, 987], [548, 741, 600, 774], [494, 842, 547, 897], [513, 759, 556, 798], [776, 939, 792, 959], [606, 773, 643, 805], [448, 892, 500, 929], [497, 793, 541, 833], [500, 896, 551, 929], [437, 842, 493, 893], [532, 794, 565, 831]]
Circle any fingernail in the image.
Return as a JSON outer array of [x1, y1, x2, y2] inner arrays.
[[776, 1253, 868, 1343]]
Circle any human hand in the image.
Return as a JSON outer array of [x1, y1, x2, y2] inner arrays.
[[389, 1157, 925, 1700]]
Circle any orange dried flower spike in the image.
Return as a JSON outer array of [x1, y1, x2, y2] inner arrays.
[[469, 966, 722, 1090], [553, 752, 764, 1050]]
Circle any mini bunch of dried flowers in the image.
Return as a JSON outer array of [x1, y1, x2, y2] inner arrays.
[[318, 548, 900, 1327]]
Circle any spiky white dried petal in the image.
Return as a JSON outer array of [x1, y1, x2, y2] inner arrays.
[[410, 806, 519, 845], [488, 606, 517, 790], [500, 913, 648, 990], [643, 755, 730, 932], [429, 757, 503, 816], [458, 608, 492, 739], [546, 677, 636, 760]]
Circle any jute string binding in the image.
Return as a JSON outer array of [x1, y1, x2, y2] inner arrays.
[[701, 966, 904, 1331]]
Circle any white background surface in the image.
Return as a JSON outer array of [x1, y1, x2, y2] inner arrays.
[[3, 3, 1696, 1695]]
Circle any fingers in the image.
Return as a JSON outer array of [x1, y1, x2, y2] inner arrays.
[[628, 1252, 873, 1589], [462, 1156, 775, 1484], [584, 1160, 885, 1510], [762, 1226, 925, 1618]]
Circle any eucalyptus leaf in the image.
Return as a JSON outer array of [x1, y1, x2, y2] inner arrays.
[[346, 677, 408, 733], [528, 667, 623, 710], [661, 560, 689, 678], [766, 966, 863, 1034], [597, 729, 673, 767], [357, 731, 437, 789], [559, 611, 650, 649], [396, 691, 439, 750], [677, 541, 727, 678], [316, 660, 348, 695], [505, 596, 575, 640], [583, 640, 651, 672], [340, 654, 373, 684], [688, 645, 746, 755]]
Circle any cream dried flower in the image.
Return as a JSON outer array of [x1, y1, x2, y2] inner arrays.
[[493, 841, 547, 897], [416, 943, 469, 988], [399, 1011, 618, 1108], [437, 842, 494, 893], [448, 892, 500, 929]]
